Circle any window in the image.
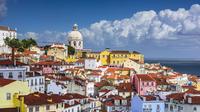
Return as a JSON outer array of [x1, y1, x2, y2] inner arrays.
[[31, 79, 33, 86], [193, 107, 197, 111], [35, 106, 39, 111], [35, 79, 37, 85], [156, 105, 160, 112], [29, 107, 33, 112], [79, 41, 81, 46], [56, 104, 59, 109], [152, 82, 154, 86], [73, 41, 76, 46], [170, 105, 173, 111], [8, 72, 13, 78], [46, 105, 50, 110], [147, 82, 149, 86], [165, 104, 168, 109], [18, 72, 22, 78], [0, 73, 3, 78], [6, 93, 11, 100]]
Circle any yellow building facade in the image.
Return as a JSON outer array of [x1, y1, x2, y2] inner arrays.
[[86, 49, 144, 66], [109, 51, 130, 66], [0, 79, 30, 109], [18, 93, 64, 112], [47, 46, 67, 61], [99, 49, 110, 65]]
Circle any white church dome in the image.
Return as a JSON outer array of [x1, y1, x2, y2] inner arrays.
[[68, 24, 83, 41]]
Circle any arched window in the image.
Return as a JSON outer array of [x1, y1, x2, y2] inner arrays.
[[69, 41, 71, 45], [73, 41, 76, 47], [79, 41, 81, 46]]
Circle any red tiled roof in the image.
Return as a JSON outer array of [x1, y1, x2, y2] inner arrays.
[[140, 95, 161, 101], [33, 60, 61, 65], [185, 95, 200, 104], [117, 83, 132, 92], [0, 26, 16, 31], [166, 88, 200, 102], [105, 101, 114, 106], [136, 74, 156, 82], [23, 50, 37, 55], [0, 108, 18, 112], [64, 93, 88, 99], [21, 92, 63, 105], [0, 78, 15, 87], [0, 59, 26, 66]]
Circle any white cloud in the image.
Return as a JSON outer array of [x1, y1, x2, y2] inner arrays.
[[0, 0, 7, 20], [80, 4, 200, 47], [18, 31, 67, 45]]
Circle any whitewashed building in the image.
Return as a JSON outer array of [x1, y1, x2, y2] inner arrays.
[[0, 67, 27, 81], [47, 80, 68, 94], [123, 58, 145, 74], [86, 81, 95, 97], [165, 89, 200, 112], [84, 58, 100, 70], [0, 26, 17, 46], [25, 71, 45, 93]]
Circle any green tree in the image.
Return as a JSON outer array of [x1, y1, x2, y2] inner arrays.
[[4, 37, 37, 66], [21, 38, 37, 49], [67, 45, 75, 55]]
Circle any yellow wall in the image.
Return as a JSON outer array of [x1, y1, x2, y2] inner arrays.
[[110, 53, 129, 66], [86, 49, 144, 66], [47, 47, 67, 61], [18, 93, 64, 112], [130, 53, 144, 64], [100, 50, 110, 65], [21, 103, 64, 112], [0, 81, 30, 108], [86, 52, 100, 60], [196, 82, 200, 91]]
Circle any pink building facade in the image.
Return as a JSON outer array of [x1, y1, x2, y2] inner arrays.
[[134, 74, 157, 95]]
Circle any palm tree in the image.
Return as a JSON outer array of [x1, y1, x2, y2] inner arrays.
[[4, 37, 37, 66]]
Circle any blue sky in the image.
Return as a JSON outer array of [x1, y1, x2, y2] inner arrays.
[[0, 0, 200, 59]]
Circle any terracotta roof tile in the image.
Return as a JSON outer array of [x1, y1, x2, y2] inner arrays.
[[0, 59, 27, 66], [0, 78, 15, 87], [136, 74, 156, 82], [21, 92, 63, 105]]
